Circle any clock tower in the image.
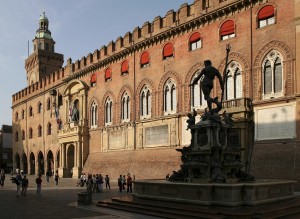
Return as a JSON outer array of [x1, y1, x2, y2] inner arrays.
[[25, 11, 64, 86]]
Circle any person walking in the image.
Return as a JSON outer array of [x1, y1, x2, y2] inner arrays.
[[15, 170, 22, 197], [54, 173, 59, 185], [126, 174, 133, 193], [118, 175, 123, 192], [105, 174, 110, 189], [36, 174, 42, 197], [21, 175, 28, 197], [0, 170, 5, 187]]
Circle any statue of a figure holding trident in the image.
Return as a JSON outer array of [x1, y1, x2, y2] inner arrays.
[[189, 45, 231, 114]]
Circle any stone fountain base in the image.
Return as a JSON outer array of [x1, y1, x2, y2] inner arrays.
[[133, 179, 296, 207]]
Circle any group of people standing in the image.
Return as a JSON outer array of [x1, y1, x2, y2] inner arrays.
[[118, 174, 133, 193], [78, 173, 110, 193]]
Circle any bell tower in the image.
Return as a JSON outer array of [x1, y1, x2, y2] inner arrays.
[[25, 11, 64, 86]]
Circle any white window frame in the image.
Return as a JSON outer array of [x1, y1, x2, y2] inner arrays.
[[164, 79, 177, 115], [105, 97, 113, 126], [190, 72, 207, 110], [121, 92, 130, 123], [225, 61, 243, 100], [91, 101, 98, 129]]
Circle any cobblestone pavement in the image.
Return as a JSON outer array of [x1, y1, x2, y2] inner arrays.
[[0, 174, 160, 219]]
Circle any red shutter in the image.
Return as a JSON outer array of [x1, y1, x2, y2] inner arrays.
[[258, 5, 274, 19], [221, 20, 235, 36], [90, 74, 97, 83], [105, 68, 111, 79], [163, 43, 173, 57], [190, 32, 201, 43], [141, 52, 149, 65], [121, 60, 129, 73]]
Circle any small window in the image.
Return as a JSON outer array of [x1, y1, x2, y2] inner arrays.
[[22, 130, 25, 140], [140, 51, 150, 68], [47, 123, 52, 135], [121, 60, 129, 75], [29, 127, 33, 139], [47, 98, 51, 110], [22, 109, 25, 119], [189, 32, 202, 51], [38, 125, 42, 137], [258, 5, 275, 28], [163, 42, 174, 60], [105, 68, 112, 82], [38, 102, 42, 113], [220, 20, 235, 41], [91, 74, 97, 87], [15, 112, 19, 122], [15, 131, 19, 142]]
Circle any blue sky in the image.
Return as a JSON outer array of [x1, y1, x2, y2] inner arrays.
[[0, 0, 193, 127]]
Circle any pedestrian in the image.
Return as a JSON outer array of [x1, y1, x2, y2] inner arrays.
[[46, 171, 50, 183], [15, 170, 22, 197], [54, 173, 59, 185], [105, 174, 110, 189], [97, 174, 103, 192], [122, 175, 126, 190], [36, 174, 42, 197], [0, 170, 5, 187], [118, 175, 123, 192], [92, 174, 97, 193], [21, 175, 28, 197], [127, 174, 133, 193]]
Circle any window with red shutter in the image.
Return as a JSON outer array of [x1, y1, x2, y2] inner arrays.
[[121, 60, 129, 75], [258, 5, 275, 28], [91, 74, 97, 87], [189, 32, 202, 51], [140, 52, 150, 68], [105, 68, 111, 81], [163, 42, 174, 59], [220, 20, 235, 40]]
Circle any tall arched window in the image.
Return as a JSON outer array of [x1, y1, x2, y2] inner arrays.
[[29, 127, 33, 139], [22, 109, 25, 119], [225, 61, 243, 100], [22, 130, 25, 140], [164, 79, 177, 115], [190, 71, 207, 110], [220, 20, 235, 41], [38, 125, 42, 137], [140, 85, 151, 119], [29, 106, 33, 117], [105, 97, 113, 126], [163, 42, 174, 60], [121, 92, 130, 122], [91, 101, 98, 128], [38, 102, 42, 113], [47, 123, 52, 135], [189, 32, 202, 51], [262, 50, 283, 99], [258, 5, 275, 28]]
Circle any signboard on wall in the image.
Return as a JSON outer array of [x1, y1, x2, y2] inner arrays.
[[254, 103, 296, 140]]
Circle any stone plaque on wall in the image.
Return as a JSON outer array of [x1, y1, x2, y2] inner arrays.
[[255, 103, 296, 140], [145, 125, 168, 146], [108, 130, 126, 150]]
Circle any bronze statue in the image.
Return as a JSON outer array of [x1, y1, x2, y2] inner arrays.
[[186, 109, 197, 130], [71, 102, 79, 122], [189, 60, 224, 113]]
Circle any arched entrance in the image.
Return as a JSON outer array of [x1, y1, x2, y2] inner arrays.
[[67, 144, 75, 177], [14, 153, 20, 171], [22, 153, 28, 174], [47, 150, 54, 176], [30, 152, 35, 175], [38, 152, 44, 175]]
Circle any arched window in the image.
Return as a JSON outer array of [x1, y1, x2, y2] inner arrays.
[[47, 123, 52, 135], [220, 20, 235, 41], [15, 131, 19, 142], [29, 106, 33, 117], [22, 109, 25, 119], [163, 42, 174, 60], [105, 68, 112, 81], [189, 32, 202, 51], [90, 74, 97, 87], [47, 98, 51, 110], [15, 112, 19, 122], [38, 102, 42, 113], [105, 97, 113, 126], [190, 71, 207, 110], [22, 130, 25, 140], [121, 92, 130, 122], [164, 79, 177, 115], [38, 125, 42, 137], [121, 60, 129, 75], [90, 101, 98, 128], [140, 86, 151, 119], [262, 50, 283, 99], [225, 61, 243, 100], [140, 51, 150, 68], [29, 127, 33, 139], [258, 5, 275, 28]]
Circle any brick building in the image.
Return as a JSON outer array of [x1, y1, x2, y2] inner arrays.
[[12, 0, 300, 183], [0, 125, 13, 173]]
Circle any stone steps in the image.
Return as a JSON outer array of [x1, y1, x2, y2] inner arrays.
[[97, 195, 300, 219]]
